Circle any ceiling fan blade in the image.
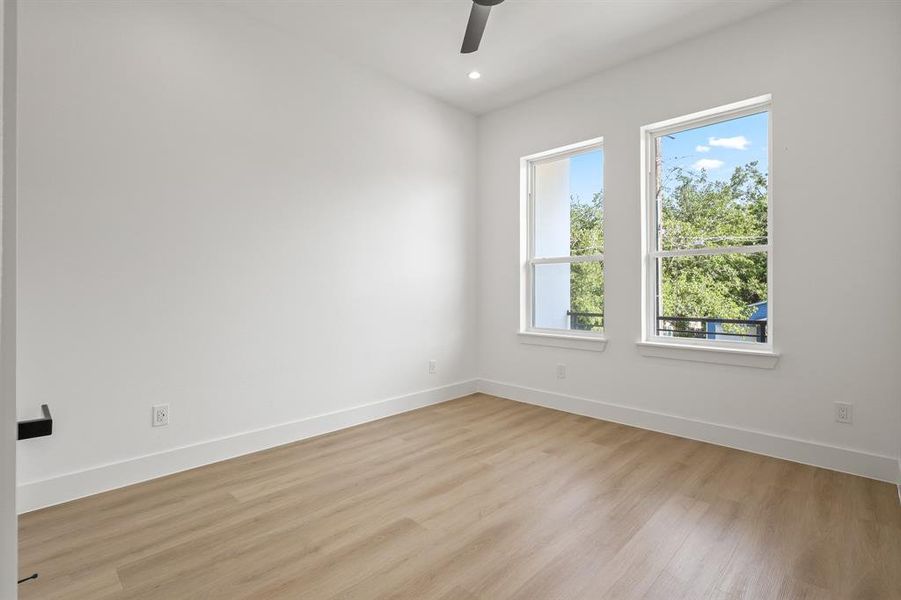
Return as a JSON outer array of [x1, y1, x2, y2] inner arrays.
[[461, 3, 491, 54]]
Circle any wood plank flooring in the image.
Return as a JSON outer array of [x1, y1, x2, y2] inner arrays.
[[18, 394, 901, 599]]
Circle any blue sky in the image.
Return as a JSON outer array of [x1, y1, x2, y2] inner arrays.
[[565, 111, 766, 205], [660, 111, 768, 185], [569, 148, 603, 206]]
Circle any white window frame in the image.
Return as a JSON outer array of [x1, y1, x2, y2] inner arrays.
[[639, 96, 778, 366], [519, 137, 607, 352]]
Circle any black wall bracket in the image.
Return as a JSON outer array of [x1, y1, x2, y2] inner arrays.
[[18, 404, 52, 440]]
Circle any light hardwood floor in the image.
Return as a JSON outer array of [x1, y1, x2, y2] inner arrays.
[[17, 394, 901, 599]]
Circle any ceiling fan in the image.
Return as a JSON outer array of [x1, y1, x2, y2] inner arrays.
[[460, 0, 504, 54]]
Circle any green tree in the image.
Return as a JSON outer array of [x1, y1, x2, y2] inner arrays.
[[569, 191, 604, 330], [565, 162, 768, 336], [659, 162, 767, 325]]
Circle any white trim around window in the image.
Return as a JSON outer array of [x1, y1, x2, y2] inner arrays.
[[639, 95, 779, 368], [519, 137, 607, 352]]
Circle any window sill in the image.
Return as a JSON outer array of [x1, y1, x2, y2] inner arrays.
[[518, 331, 608, 352], [636, 341, 779, 369]]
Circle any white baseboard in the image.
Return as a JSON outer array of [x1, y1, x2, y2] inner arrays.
[[17, 379, 478, 514], [477, 379, 899, 485], [18, 377, 896, 513]]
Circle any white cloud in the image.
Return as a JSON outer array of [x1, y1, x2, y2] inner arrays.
[[695, 145, 710, 152], [708, 135, 750, 150], [692, 158, 724, 170]]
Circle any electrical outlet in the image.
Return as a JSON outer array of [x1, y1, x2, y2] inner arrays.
[[834, 402, 852, 424], [556, 364, 567, 379], [428, 360, 437, 375], [152, 404, 169, 427]]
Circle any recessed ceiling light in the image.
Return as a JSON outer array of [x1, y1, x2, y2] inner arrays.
[[468, 71, 481, 80]]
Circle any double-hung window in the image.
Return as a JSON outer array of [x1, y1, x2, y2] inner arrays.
[[521, 138, 605, 344], [641, 96, 773, 354]]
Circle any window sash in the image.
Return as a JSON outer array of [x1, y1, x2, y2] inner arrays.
[[523, 138, 605, 336], [642, 95, 772, 349], [529, 261, 606, 333], [651, 245, 767, 259], [530, 253, 604, 265], [527, 142, 604, 263]]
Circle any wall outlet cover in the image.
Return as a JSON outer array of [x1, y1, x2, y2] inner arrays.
[[152, 404, 169, 427], [834, 402, 852, 424]]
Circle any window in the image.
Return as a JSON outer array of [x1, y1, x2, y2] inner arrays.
[[641, 96, 773, 353], [521, 138, 605, 344]]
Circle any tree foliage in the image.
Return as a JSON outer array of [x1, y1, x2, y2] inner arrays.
[[567, 162, 768, 332], [568, 191, 604, 330], [659, 162, 767, 321]]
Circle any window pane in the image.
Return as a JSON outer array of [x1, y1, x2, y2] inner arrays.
[[534, 262, 604, 332], [657, 252, 767, 343], [656, 111, 768, 251], [534, 148, 603, 257], [570, 262, 604, 331]]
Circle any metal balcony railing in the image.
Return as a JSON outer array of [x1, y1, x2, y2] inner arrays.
[[564, 311, 767, 342], [566, 310, 604, 331], [657, 315, 767, 343]]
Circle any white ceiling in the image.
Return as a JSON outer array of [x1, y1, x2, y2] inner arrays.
[[236, 1, 787, 115]]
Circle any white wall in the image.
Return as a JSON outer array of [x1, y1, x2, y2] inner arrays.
[[16, 0, 477, 510], [478, 1, 901, 481], [1, 0, 18, 592]]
